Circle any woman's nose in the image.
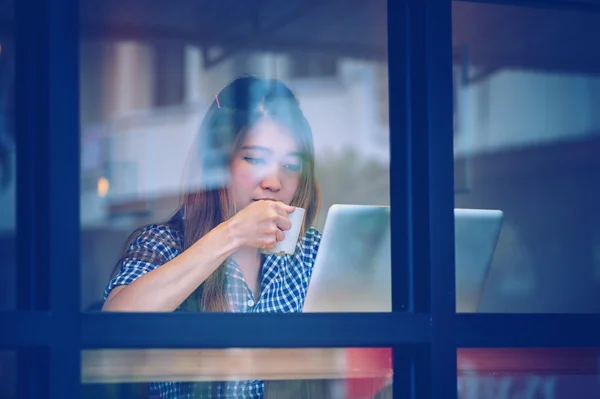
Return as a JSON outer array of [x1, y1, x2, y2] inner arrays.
[[259, 168, 282, 192]]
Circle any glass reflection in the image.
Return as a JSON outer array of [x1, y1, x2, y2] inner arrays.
[[80, 1, 390, 316], [81, 348, 393, 399], [0, 0, 15, 311], [458, 348, 600, 399], [453, 1, 600, 313]]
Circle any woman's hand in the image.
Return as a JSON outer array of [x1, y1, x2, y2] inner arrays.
[[227, 200, 295, 250]]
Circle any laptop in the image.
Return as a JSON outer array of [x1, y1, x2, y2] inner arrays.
[[302, 205, 503, 313]]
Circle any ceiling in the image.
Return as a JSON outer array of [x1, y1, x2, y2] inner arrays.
[[79, 0, 388, 67], [453, 1, 600, 76], [77, 0, 600, 75], [0, 0, 600, 73]]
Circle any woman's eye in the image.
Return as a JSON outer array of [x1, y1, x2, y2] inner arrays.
[[284, 163, 302, 172], [243, 156, 265, 165]]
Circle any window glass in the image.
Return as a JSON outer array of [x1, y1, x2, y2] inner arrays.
[[0, 0, 15, 311], [453, 1, 600, 312], [80, 1, 391, 313], [458, 348, 600, 398], [82, 348, 393, 398]]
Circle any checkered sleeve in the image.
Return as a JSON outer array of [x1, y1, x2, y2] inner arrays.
[[104, 224, 182, 300], [302, 226, 322, 279]]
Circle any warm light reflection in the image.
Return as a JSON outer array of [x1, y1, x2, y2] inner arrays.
[[97, 176, 110, 198]]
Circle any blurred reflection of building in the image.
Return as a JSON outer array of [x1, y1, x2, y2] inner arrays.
[[77, 43, 391, 229], [2, 1, 600, 314], [68, 41, 392, 307]]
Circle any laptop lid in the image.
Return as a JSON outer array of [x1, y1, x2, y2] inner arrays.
[[302, 205, 503, 313], [454, 208, 503, 312]]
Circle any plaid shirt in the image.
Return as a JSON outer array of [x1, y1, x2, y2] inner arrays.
[[104, 224, 322, 399]]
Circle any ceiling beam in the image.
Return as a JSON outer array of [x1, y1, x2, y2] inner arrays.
[[201, 0, 331, 69]]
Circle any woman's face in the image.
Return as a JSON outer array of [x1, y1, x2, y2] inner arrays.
[[230, 118, 303, 211]]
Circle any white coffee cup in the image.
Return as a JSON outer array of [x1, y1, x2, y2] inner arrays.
[[261, 207, 306, 256]]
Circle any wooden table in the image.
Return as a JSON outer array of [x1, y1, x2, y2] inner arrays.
[[82, 347, 599, 398], [82, 347, 599, 382], [82, 348, 393, 399], [82, 348, 392, 384]]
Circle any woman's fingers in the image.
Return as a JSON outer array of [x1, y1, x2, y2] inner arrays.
[[270, 201, 295, 216], [273, 215, 292, 231], [275, 229, 285, 242]]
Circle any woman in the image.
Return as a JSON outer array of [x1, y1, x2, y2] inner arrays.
[[102, 76, 321, 398]]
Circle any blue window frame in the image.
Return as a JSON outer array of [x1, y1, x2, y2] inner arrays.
[[4, 0, 600, 398]]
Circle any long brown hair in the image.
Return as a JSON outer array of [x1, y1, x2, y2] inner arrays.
[[113, 76, 320, 312]]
